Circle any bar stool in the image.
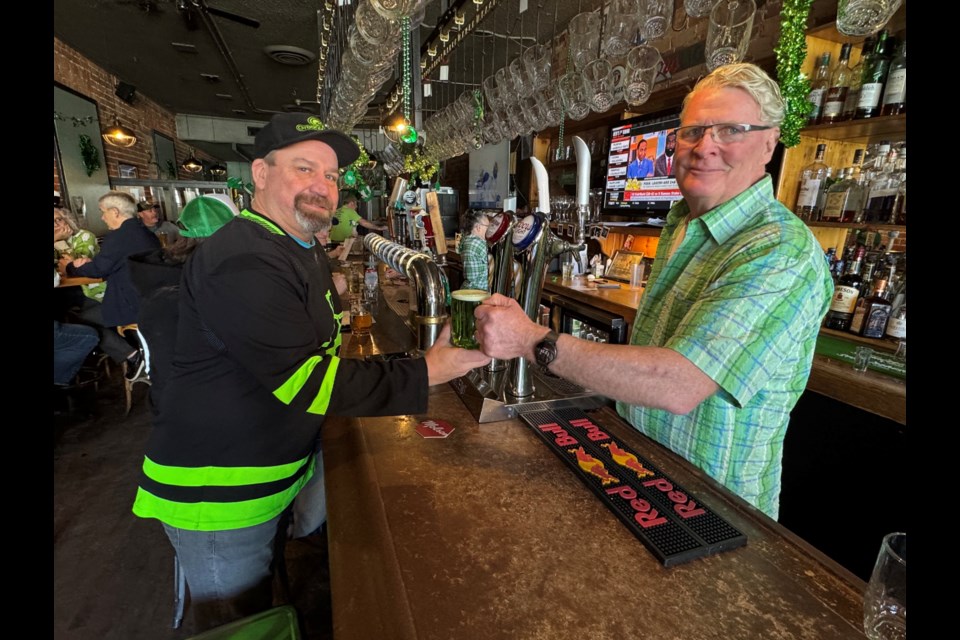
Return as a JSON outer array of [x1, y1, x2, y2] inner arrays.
[[117, 324, 151, 415]]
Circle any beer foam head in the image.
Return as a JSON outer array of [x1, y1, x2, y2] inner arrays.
[[452, 289, 490, 302]]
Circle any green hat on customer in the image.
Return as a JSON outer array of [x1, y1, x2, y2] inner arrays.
[[178, 196, 237, 238]]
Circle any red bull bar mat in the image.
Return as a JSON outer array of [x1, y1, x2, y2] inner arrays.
[[521, 407, 746, 566]]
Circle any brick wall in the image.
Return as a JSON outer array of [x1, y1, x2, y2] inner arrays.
[[54, 37, 220, 186]]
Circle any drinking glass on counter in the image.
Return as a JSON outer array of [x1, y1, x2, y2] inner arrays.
[[706, 0, 756, 71], [863, 532, 906, 640], [350, 296, 373, 336]]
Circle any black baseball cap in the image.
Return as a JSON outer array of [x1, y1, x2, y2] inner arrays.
[[254, 113, 360, 167], [137, 201, 160, 212]]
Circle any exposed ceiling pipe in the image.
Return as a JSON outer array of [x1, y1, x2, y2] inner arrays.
[[192, 0, 280, 116]]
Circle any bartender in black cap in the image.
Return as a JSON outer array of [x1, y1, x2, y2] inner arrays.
[[131, 114, 489, 631]]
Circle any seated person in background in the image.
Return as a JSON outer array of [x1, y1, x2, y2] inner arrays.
[[53, 269, 99, 387], [54, 320, 99, 386], [457, 208, 491, 291], [329, 191, 387, 242], [129, 195, 236, 414], [137, 201, 181, 243], [54, 206, 105, 303], [67, 191, 161, 378]]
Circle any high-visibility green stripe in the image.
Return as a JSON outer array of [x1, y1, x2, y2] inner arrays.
[[273, 355, 340, 415], [132, 463, 314, 531], [240, 209, 284, 235], [142, 454, 310, 487]]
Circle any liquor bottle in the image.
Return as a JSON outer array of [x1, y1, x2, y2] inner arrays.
[[841, 37, 875, 121], [880, 39, 906, 116], [824, 247, 837, 274], [856, 31, 893, 119], [822, 43, 853, 124], [824, 245, 867, 331], [888, 144, 906, 224], [885, 294, 906, 342], [806, 52, 832, 126], [794, 143, 829, 220], [858, 279, 893, 338], [862, 147, 900, 223], [821, 149, 866, 223]]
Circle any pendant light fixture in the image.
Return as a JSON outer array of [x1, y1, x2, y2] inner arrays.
[[181, 151, 203, 174], [209, 163, 227, 178], [101, 116, 138, 148]]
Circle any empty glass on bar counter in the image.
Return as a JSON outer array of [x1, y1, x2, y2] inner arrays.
[[864, 532, 906, 640]]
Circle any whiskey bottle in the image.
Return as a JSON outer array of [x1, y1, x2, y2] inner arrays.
[[822, 43, 853, 124], [841, 37, 875, 121], [862, 147, 900, 223], [821, 149, 866, 223], [806, 53, 832, 125], [824, 246, 867, 331], [859, 279, 893, 339], [880, 38, 906, 116], [856, 31, 893, 119], [794, 143, 829, 220], [885, 296, 906, 342]]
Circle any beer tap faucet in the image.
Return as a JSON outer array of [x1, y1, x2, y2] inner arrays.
[[571, 136, 592, 275]]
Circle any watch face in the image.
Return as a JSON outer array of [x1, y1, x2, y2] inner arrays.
[[536, 337, 557, 367]]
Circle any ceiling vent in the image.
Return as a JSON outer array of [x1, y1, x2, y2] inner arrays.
[[264, 45, 316, 66]]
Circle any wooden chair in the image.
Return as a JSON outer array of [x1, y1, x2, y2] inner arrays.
[[117, 324, 151, 415]]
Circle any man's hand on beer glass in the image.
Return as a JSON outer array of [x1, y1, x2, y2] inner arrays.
[[475, 293, 550, 361], [424, 322, 490, 386]]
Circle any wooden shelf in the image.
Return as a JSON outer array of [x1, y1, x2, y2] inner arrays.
[[805, 221, 905, 231], [819, 327, 898, 352], [798, 114, 906, 143]]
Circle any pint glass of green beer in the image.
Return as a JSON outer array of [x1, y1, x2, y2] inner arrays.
[[451, 289, 490, 349]]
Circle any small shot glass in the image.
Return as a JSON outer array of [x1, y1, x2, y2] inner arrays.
[[853, 346, 874, 372]]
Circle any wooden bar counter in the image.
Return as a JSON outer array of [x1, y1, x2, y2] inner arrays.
[[323, 285, 868, 640]]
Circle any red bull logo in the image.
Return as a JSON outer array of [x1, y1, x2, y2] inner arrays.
[[568, 446, 618, 485], [603, 441, 654, 479]]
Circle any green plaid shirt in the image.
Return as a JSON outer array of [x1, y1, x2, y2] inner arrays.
[[617, 176, 833, 519], [458, 234, 489, 291]]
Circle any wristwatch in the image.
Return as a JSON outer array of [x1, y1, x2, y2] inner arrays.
[[534, 330, 560, 374]]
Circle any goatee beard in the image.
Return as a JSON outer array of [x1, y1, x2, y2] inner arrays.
[[295, 210, 330, 235]]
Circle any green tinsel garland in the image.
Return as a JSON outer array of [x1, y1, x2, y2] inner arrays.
[[775, 0, 814, 148]]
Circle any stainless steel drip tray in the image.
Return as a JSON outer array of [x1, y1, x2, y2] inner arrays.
[[450, 366, 612, 423]]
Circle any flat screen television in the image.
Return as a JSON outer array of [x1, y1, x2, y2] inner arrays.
[[604, 112, 682, 215]]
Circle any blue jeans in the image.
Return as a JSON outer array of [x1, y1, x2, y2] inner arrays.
[[162, 513, 284, 631], [291, 444, 326, 538], [53, 321, 99, 385]]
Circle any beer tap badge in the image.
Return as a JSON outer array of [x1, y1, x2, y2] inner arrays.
[[522, 407, 747, 567]]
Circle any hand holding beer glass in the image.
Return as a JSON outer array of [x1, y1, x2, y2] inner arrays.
[[451, 289, 490, 349]]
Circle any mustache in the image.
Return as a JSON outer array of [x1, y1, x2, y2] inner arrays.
[[295, 194, 336, 210]]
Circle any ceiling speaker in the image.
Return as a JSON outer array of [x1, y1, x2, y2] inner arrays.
[[115, 82, 137, 104]]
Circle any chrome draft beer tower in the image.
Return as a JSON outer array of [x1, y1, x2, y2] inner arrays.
[[451, 136, 610, 422]]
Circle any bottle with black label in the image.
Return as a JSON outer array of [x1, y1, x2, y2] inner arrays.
[[824, 245, 867, 331]]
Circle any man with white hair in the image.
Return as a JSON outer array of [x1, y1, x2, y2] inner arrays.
[[66, 190, 160, 377], [477, 63, 834, 521]]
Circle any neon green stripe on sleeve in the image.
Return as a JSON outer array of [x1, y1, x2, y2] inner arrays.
[[273, 355, 340, 415]]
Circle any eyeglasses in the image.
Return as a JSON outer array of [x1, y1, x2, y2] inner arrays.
[[675, 123, 774, 145]]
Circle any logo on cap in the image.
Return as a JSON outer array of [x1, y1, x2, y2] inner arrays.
[[295, 116, 326, 133]]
